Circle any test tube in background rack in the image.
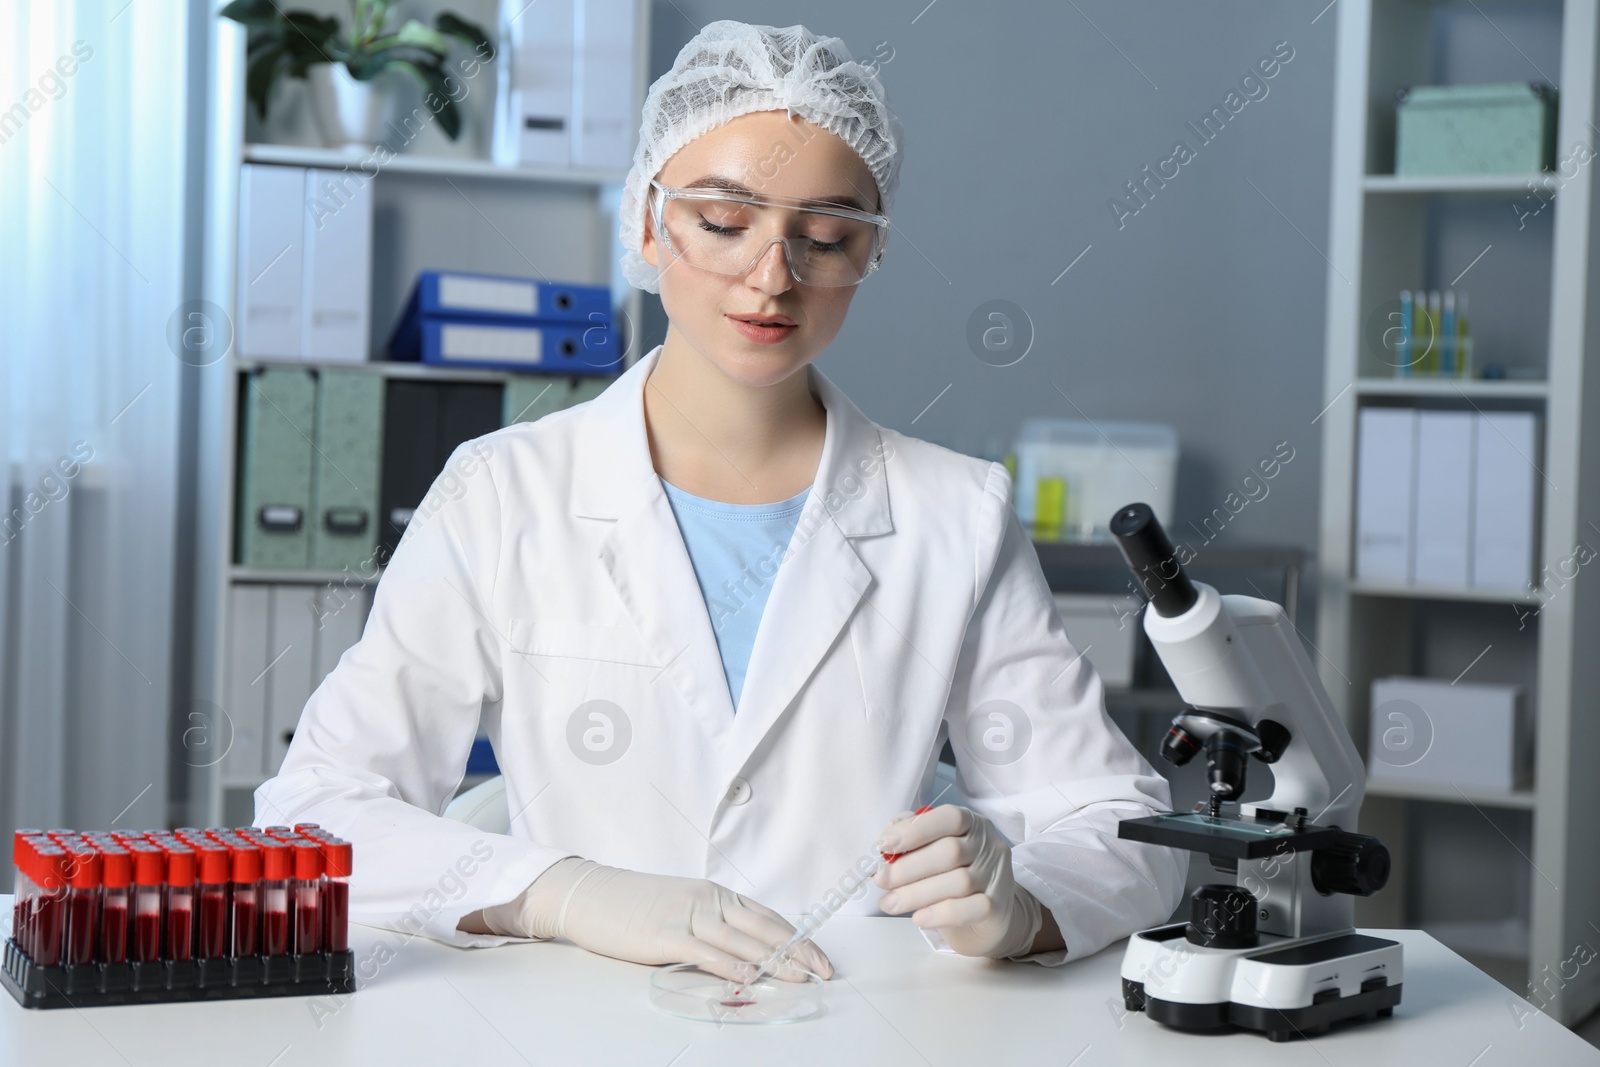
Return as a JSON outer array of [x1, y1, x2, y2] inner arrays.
[[319, 839, 352, 953], [62, 846, 102, 966], [163, 845, 196, 961], [229, 839, 262, 958], [128, 843, 164, 963], [292, 841, 322, 955], [260, 840, 292, 956], [30, 845, 68, 965], [195, 843, 230, 959], [99, 846, 132, 965], [10, 832, 41, 959]]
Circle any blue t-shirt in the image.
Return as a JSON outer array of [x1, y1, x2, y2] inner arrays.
[[659, 477, 811, 712]]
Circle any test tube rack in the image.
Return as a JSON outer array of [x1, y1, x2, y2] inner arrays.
[[2, 937, 356, 1009], [7, 824, 356, 1009]]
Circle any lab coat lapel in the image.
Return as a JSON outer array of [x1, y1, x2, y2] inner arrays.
[[724, 363, 893, 773], [571, 349, 737, 738], [568, 349, 895, 765]]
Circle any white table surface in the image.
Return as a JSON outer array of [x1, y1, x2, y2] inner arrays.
[[3, 897, 1596, 1066]]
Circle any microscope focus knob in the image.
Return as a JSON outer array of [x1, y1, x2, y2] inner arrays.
[[1185, 884, 1258, 949], [1311, 832, 1391, 897]]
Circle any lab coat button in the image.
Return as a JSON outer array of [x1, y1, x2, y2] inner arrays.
[[725, 777, 752, 805]]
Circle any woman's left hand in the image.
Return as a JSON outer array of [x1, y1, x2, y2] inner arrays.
[[872, 804, 1043, 959]]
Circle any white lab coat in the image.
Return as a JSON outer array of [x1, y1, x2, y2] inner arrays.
[[256, 344, 1186, 965]]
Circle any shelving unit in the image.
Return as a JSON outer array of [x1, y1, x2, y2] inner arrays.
[[1319, 0, 1600, 1023], [190, 10, 651, 826]]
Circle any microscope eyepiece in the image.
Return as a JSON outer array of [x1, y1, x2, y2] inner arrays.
[[1110, 503, 1199, 618]]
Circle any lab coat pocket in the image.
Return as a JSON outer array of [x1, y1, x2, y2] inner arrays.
[[505, 616, 659, 667]]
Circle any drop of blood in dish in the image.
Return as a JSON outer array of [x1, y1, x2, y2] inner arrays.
[[720, 997, 756, 1007]]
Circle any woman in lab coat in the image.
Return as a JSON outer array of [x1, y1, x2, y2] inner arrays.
[[257, 20, 1186, 982]]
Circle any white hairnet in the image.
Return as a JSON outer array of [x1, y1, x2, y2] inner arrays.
[[618, 20, 905, 294]]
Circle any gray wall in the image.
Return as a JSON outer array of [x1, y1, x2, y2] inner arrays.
[[642, 0, 1337, 582]]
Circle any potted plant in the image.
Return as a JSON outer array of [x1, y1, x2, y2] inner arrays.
[[221, 0, 492, 150]]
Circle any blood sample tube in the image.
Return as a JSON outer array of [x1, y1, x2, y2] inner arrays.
[[195, 844, 230, 959], [318, 838, 352, 953], [292, 822, 322, 834], [163, 845, 196, 961], [31, 845, 69, 965], [63, 848, 102, 965], [259, 841, 292, 956], [99, 846, 132, 965], [129, 843, 164, 963], [263, 826, 295, 840], [291, 841, 322, 955], [228, 840, 261, 958], [12, 832, 39, 957]]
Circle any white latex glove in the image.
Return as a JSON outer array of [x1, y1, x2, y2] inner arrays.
[[873, 805, 1043, 959], [480, 856, 833, 983]]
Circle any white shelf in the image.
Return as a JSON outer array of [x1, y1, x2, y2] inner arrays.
[[1347, 578, 1542, 606], [231, 356, 595, 385], [1319, 0, 1599, 1025], [1355, 377, 1549, 399], [1365, 778, 1537, 810], [1363, 173, 1559, 194], [243, 142, 628, 187]]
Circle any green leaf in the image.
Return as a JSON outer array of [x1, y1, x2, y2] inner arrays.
[[385, 58, 463, 141], [244, 45, 290, 120], [389, 18, 453, 56], [219, 0, 281, 28], [435, 13, 491, 53]]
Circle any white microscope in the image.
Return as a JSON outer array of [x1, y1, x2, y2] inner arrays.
[[1110, 503, 1402, 1042]]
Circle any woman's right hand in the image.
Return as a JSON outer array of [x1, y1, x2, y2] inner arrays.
[[481, 856, 833, 983]]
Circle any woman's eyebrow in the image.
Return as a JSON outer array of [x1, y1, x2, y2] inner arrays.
[[683, 175, 870, 212]]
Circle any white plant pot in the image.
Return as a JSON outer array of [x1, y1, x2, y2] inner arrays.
[[306, 64, 387, 151]]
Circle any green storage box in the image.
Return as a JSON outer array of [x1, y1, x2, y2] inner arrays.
[[1395, 82, 1556, 176], [236, 367, 316, 568], [310, 368, 385, 572]]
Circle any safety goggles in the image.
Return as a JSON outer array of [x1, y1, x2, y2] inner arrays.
[[648, 179, 889, 288]]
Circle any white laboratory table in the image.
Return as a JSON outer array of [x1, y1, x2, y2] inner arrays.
[[2, 898, 1596, 1066]]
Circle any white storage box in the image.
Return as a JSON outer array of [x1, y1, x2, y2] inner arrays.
[[1052, 593, 1137, 689], [1368, 677, 1529, 792], [1013, 419, 1178, 539]]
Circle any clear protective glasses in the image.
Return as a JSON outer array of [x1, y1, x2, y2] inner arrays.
[[649, 179, 889, 288]]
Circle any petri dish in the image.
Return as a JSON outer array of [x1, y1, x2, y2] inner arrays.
[[648, 963, 825, 1025]]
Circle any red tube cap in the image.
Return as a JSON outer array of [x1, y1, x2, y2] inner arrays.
[[66, 849, 103, 889], [130, 843, 165, 887], [318, 839, 353, 878], [33, 845, 69, 891], [292, 841, 324, 881], [163, 845, 196, 887], [196, 844, 230, 885], [229, 841, 262, 883], [260, 841, 293, 881], [100, 847, 133, 889]]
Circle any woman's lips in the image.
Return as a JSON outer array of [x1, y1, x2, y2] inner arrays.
[[726, 315, 798, 344]]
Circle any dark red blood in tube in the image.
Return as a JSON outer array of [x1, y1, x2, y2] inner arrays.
[[31, 848, 68, 966], [134, 907, 161, 962], [198, 886, 227, 959], [101, 900, 128, 965], [321, 880, 349, 953]]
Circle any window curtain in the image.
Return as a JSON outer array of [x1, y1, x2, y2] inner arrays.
[[0, 1, 190, 864]]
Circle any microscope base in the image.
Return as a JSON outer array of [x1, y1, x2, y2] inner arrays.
[[1120, 922, 1403, 1042]]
